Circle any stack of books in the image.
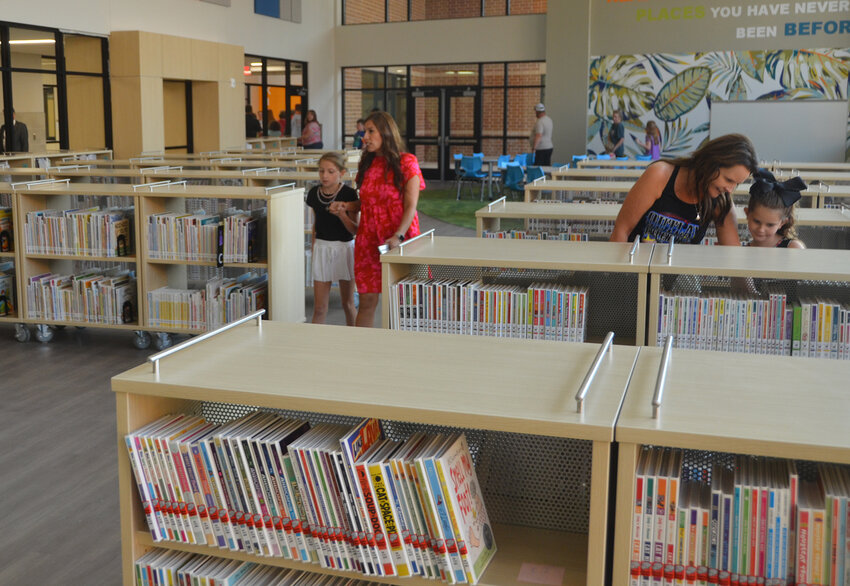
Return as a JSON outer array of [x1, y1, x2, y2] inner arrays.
[[147, 210, 263, 264], [389, 278, 587, 342], [24, 206, 133, 257], [26, 268, 136, 324], [630, 447, 850, 585], [124, 415, 497, 584], [0, 260, 14, 316], [482, 229, 588, 241], [0, 206, 13, 252]]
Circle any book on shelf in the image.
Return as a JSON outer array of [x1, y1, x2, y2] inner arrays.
[[628, 447, 850, 583], [0, 261, 14, 316], [390, 277, 587, 343], [0, 206, 13, 252], [125, 413, 497, 584], [482, 229, 589, 241], [24, 206, 133, 257], [26, 267, 136, 324]]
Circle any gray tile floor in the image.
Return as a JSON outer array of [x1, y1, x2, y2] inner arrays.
[[0, 211, 473, 584]]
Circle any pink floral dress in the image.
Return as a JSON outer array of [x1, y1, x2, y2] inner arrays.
[[354, 153, 425, 293]]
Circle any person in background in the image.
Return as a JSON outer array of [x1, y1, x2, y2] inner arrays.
[[332, 111, 425, 328], [610, 133, 758, 245], [267, 120, 282, 137], [605, 110, 625, 157], [307, 152, 359, 325], [744, 168, 806, 249], [644, 121, 662, 161], [278, 110, 288, 136], [301, 109, 323, 149], [353, 118, 365, 149], [245, 104, 261, 138], [290, 104, 302, 138], [530, 103, 554, 166], [0, 109, 28, 152]]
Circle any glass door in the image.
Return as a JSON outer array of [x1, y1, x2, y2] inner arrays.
[[407, 87, 479, 181]]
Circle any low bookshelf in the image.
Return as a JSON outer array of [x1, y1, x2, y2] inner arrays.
[[113, 320, 642, 585]]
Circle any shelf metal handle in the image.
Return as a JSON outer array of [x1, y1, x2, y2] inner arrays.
[[487, 196, 506, 210], [148, 309, 266, 376], [575, 331, 614, 414], [628, 236, 639, 264], [652, 335, 675, 419], [133, 180, 170, 191], [265, 182, 296, 194], [141, 166, 170, 174], [666, 239, 674, 264], [398, 229, 435, 256], [242, 167, 267, 175]]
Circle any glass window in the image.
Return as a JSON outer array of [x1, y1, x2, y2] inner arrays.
[[387, 66, 407, 88], [290, 62, 304, 86], [507, 87, 541, 137], [484, 0, 507, 16], [244, 56, 263, 84], [344, 68, 363, 91], [482, 88, 504, 134], [410, 64, 479, 87], [344, 0, 384, 24], [508, 62, 546, 86], [482, 63, 504, 87], [509, 0, 547, 15], [64, 35, 102, 74], [9, 28, 56, 71], [410, 0, 480, 20], [388, 0, 407, 21], [266, 59, 287, 86], [254, 0, 280, 18], [66, 74, 105, 149], [362, 67, 385, 89]]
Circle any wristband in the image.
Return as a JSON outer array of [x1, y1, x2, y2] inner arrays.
[[397, 233, 405, 243]]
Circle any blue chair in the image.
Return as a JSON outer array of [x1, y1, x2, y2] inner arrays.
[[490, 154, 512, 185], [636, 155, 652, 161], [616, 156, 629, 161], [526, 166, 545, 183], [572, 154, 588, 163], [501, 162, 525, 200], [596, 154, 612, 160], [473, 152, 484, 159], [513, 153, 528, 168], [456, 156, 488, 200]]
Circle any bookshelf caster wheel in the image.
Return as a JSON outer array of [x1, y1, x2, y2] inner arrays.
[[14, 323, 30, 343], [133, 331, 151, 350], [153, 332, 172, 351], [35, 324, 54, 343]]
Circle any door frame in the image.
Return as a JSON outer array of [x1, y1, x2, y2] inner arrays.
[[406, 86, 480, 181]]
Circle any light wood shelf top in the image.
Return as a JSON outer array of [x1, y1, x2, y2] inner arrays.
[[6, 181, 303, 200], [551, 169, 644, 180], [648, 241, 850, 280], [380, 236, 653, 273], [475, 202, 850, 227], [133, 523, 587, 586], [112, 321, 640, 441], [616, 346, 850, 464], [576, 159, 650, 168], [0, 251, 15, 258]]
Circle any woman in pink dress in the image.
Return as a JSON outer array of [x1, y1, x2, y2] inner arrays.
[[333, 111, 425, 327]]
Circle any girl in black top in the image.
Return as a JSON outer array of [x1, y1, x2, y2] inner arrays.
[[611, 134, 759, 245], [306, 152, 359, 324], [744, 168, 806, 249]]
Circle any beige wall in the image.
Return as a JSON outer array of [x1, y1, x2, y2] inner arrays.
[[109, 30, 243, 157]]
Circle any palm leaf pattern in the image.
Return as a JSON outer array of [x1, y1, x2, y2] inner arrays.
[[765, 50, 850, 99], [641, 53, 689, 83], [654, 66, 711, 121], [735, 51, 766, 83], [661, 118, 707, 157], [588, 55, 655, 120]]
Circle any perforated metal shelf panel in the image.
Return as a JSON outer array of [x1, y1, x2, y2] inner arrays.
[[199, 401, 593, 534]]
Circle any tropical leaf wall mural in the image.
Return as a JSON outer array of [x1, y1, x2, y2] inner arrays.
[[586, 47, 850, 161]]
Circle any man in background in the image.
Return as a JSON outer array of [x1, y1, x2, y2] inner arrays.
[[530, 103, 553, 166], [245, 104, 261, 138], [0, 109, 29, 152], [290, 104, 302, 138]]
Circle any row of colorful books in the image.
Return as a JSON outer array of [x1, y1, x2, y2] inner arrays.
[[147, 210, 263, 264], [146, 274, 267, 331], [124, 415, 496, 584], [135, 548, 380, 586], [388, 278, 588, 342], [631, 447, 850, 586], [24, 206, 133, 257], [656, 290, 850, 360], [25, 268, 136, 324], [0, 261, 14, 316], [481, 230, 589, 241]]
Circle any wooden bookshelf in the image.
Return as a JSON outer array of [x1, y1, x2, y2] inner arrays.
[[611, 346, 850, 584], [575, 159, 650, 169], [523, 180, 757, 205], [5, 179, 305, 343], [475, 201, 850, 248], [646, 242, 850, 346], [550, 168, 644, 181], [113, 320, 641, 585], [380, 236, 653, 346]]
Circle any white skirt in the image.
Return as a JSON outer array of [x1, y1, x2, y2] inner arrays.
[[312, 238, 355, 283]]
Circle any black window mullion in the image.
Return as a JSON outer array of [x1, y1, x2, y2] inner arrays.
[[101, 36, 113, 150], [55, 29, 69, 150], [185, 80, 193, 153], [0, 26, 12, 152]]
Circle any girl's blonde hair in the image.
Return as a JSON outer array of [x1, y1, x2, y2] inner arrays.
[[319, 152, 346, 172], [645, 121, 661, 145]]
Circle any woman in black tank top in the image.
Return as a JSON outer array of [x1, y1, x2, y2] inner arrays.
[[610, 134, 759, 246]]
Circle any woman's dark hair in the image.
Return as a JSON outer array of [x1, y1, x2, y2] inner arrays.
[[356, 111, 407, 194], [671, 133, 759, 228]]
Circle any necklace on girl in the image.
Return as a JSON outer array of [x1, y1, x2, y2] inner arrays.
[[317, 183, 342, 210]]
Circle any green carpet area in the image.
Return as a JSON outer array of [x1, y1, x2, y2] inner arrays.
[[416, 183, 523, 231]]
